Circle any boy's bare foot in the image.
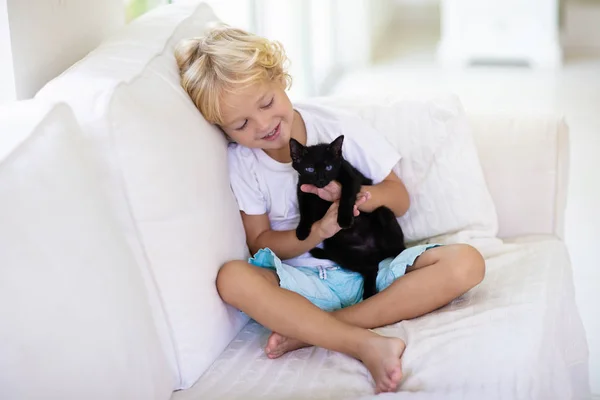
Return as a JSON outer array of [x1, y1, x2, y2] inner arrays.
[[358, 335, 405, 393], [266, 331, 404, 393], [265, 332, 310, 359]]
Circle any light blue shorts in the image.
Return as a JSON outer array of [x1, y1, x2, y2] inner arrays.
[[249, 244, 441, 312]]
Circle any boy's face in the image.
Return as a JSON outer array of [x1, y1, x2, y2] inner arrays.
[[219, 80, 294, 153]]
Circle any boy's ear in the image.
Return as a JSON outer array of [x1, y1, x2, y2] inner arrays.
[[328, 135, 344, 157], [289, 138, 306, 163]]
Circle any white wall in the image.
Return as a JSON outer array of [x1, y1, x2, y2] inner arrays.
[[5, 0, 124, 100], [0, 0, 16, 104]]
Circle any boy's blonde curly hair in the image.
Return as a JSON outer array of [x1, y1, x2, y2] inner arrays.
[[174, 25, 292, 126]]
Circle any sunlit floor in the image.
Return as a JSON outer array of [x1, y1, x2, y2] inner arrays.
[[330, 25, 600, 395]]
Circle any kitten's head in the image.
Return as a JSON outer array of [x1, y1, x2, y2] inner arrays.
[[289, 135, 344, 188]]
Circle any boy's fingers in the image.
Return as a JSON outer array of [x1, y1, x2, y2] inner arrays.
[[356, 191, 371, 204], [329, 181, 341, 192], [300, 184, 317, 194]]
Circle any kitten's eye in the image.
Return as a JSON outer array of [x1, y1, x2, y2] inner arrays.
[[325, 165, 333, 171], [305, 167, 315, 173]]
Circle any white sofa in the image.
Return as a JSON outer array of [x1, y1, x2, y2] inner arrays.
[[0, 2, 591, 400]]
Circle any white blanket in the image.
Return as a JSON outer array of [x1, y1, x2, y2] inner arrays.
[[173, 237, 590, 400]]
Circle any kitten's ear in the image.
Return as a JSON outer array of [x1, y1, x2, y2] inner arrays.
[[329, 135, 344, 157], [289, 138, 306, 163]]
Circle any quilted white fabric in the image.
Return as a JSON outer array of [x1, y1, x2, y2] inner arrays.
[[36, 3, 249, 390], [172, 238, 590, 400], [0, 102, 173, 400], [310, 95, 499, 244]]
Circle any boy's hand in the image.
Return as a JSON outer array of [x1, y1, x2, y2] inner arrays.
[[314, 192, 370, 240], [301, 182, 371, 212], [300, 181, 342, 202], [315, 201, 342, 239]]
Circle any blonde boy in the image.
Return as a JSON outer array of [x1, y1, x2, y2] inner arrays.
[[175, 26, 485, 393]]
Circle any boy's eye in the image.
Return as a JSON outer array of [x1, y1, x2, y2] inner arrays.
[[235, 120, 248, 131], [325, 165, 333, 171], [261, 97, 274, 109], [305, 167, 315, 173]]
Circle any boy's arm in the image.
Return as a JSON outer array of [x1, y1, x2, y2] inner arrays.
[[241, 213, 324, 259], [241, 191, 369, 259], [359, 171, 410, 217]]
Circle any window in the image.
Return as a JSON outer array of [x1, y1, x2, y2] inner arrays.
[[171, 0, 254, 31], [125, 0, 171, 22]]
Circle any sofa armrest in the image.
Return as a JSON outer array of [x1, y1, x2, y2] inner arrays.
[[467, 113, 569, 239]]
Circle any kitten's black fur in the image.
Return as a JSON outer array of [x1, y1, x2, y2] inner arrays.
[[290, 135, 406, 300]]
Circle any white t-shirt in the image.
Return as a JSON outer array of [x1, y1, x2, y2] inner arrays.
[[227, 102, 401, 267]]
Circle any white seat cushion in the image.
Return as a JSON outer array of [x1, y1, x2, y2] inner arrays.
[[0, 101, 173, 400], [36, 3, 249, 389], [171, 237, 590, 400]]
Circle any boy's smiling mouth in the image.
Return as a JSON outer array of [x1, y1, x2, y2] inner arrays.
[[261, 122, 281, 141]]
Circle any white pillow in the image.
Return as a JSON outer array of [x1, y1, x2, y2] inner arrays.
[[311, 95, 499, 244], [0, 101, 173, 400], [37, 3, 249, 389]]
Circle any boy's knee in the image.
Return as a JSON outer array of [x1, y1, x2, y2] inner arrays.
[[451, 244, 485, 287], [216, 260, 279, 304], [216, 260, 248, 302]]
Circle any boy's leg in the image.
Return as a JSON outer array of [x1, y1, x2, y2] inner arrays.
[[216, 260, 405, 393], [336, 244, 485, 327], [266, 244, 485, 356]]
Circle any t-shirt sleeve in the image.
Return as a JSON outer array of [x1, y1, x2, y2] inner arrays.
[[227, 146, 267, 215], [338, 114, 401, 184]]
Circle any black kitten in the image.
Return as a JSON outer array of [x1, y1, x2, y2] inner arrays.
[[289, 135, 406, 300]]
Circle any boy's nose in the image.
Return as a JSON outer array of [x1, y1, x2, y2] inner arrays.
[[256, 115, 271, 134]]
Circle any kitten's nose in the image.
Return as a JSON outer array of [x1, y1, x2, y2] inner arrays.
[[315, 180, 327, 188]]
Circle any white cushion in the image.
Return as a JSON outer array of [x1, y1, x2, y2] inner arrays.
[[36, 3, 249, 389], [311, 95, 499, 244], [0, 101, 173, 400], [172, 237, 589, 400]]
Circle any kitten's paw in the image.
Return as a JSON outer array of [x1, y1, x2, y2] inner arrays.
[[363, 274, 378, 300], [337, 212, 354, 229], [296, 225, 310, 241], [363, 287, 378, 300], [310, 248, 328, 259]]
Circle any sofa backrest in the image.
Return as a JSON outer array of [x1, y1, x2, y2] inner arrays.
[[0, 100, 173, 400], [307, 95, 569, 241], [468, 113, 569, 239], [36, 2, 249, 390]]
